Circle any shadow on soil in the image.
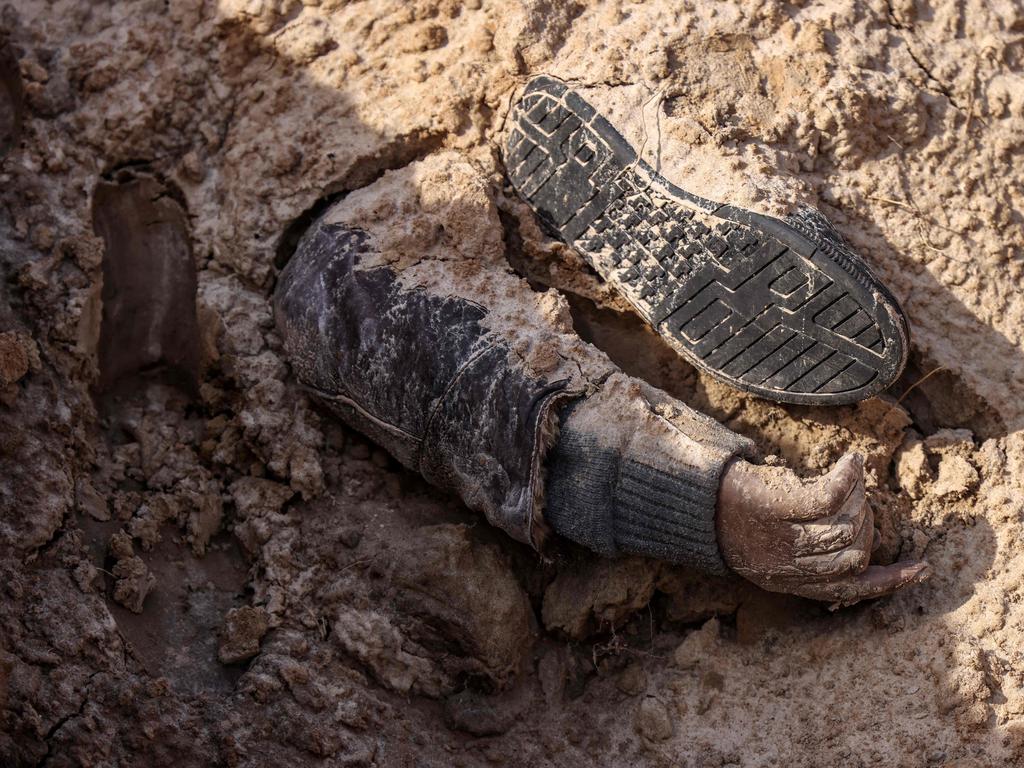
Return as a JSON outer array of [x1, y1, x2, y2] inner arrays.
[[7, 3, 1008, 765]]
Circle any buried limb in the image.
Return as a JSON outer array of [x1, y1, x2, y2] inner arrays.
[[273, 152, 928, 606]]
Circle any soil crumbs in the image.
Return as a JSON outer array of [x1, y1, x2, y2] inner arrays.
[[2, 1, 1024, 767]]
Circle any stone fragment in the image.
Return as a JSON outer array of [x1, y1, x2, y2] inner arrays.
[[0, 330, 39, 387], [443, 685, 529, 736], [616, 662, 648, 696]]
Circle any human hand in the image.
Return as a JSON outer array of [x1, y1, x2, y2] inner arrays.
[[716, 453, 930, 608]]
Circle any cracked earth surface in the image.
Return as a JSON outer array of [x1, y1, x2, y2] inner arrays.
[[2, 1, 1024, 766]]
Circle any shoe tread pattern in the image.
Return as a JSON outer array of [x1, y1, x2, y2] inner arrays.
[[505, 77, 908, 404]]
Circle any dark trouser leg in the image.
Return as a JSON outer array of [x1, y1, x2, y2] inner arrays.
[[274, 152, 754, 569]]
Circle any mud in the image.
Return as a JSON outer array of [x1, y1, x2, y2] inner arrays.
[[2, 1, 1024, 766]]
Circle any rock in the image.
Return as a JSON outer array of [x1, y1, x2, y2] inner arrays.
[[0, 330, 40, 404], [0, 330, 39, 387], [541, 556, 658, 640], [219, 606, 270, 664], [635, 696, 673, 742], [337, 526, 362, 549]]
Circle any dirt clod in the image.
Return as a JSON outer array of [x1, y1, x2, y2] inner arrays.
[[109, 530, 156, 614], [542, 557, 658, 640], [616, 663, 648, 696], [219, 605, 270, 664], [3, 0, 1024, 765], [635, 696, 674, 742], [444, 685, 529, 736]]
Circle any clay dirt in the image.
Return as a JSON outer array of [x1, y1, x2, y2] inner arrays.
[[2, 1, 1024, 766]]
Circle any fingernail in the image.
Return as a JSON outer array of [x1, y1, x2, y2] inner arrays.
[[901, 561, 932, 582]]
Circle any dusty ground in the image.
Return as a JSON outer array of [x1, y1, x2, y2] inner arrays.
[[2, 0, 1024, 766]]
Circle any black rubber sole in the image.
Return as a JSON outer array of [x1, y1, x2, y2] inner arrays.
[[504, 76, 909, 405]]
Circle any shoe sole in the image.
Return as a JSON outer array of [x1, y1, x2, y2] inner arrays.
[[504, 76, 909, 405]]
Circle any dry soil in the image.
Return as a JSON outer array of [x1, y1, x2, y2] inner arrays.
[[2, 1, 1024, 766]]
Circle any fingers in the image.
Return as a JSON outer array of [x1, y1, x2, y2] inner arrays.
[[789, 498, 876, 582], [783, 452, 864, 522], [790, 561, 932, 607], [721, 450, 916, 608], [791, 477, 873, 559], [791, 497, 870, 557], [792, 536, 870, 578], [792, 519, 860, 555]]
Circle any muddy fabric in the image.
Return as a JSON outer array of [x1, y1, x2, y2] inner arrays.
[[546, 382, 756, 573], [546, 431, 727, 572], [274, 221, 581, 546], [275, 216, 756, 560]]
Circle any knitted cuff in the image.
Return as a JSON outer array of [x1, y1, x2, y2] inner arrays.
[[612, 453, 726, 573], [545, 425, 731, 574]]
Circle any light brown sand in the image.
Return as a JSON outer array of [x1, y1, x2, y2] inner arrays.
[[2, 1, 1024, 765]]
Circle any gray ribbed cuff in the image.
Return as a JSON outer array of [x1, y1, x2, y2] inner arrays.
[[545, 429, 729, 574], [613, 458, 724, 571]]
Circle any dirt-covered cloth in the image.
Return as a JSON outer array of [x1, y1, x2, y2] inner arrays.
[[546, 379, 754, 573], [275, 221, 586, 547], [275, 199, 755, 562]]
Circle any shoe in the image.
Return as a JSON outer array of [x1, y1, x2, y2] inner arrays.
[[504, 76, 909, 405]]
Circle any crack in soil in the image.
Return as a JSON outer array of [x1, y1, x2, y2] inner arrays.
[[883, 0, 965, 111]]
